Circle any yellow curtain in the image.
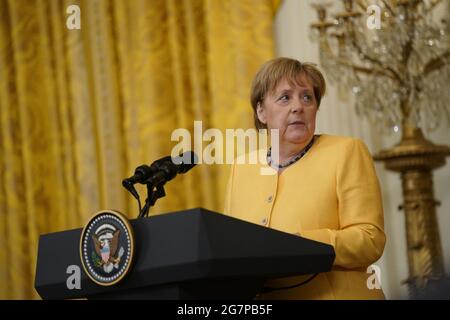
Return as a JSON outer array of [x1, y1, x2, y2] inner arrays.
[[0, 0, 279, 299]]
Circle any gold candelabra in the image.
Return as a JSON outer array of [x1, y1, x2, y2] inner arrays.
[[310, 0, 450, 298]]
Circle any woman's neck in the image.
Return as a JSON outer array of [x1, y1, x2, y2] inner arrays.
[[277, 136, 314, 164]]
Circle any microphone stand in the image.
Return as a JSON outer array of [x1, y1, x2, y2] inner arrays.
[[138, 182, 166, 218]]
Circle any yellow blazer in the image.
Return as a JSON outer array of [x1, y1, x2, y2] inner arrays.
[[224, 135, 386, 299]]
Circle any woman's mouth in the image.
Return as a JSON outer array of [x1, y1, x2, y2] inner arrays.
[[289, 121, 305, 126]]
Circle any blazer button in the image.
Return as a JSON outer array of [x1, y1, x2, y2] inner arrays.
[[261, 218, 268, 225], [266, 195, 273, 203]]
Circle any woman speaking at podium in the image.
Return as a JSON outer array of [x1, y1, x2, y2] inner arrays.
[[224, 57, 386, 299]]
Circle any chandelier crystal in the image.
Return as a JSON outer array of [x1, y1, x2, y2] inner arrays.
[[310, 0, 450, 133]]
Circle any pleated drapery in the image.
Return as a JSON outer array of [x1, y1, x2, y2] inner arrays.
[[0, 0, 279, 299]]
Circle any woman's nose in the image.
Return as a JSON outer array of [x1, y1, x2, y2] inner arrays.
[[290, 98, 304, 113]]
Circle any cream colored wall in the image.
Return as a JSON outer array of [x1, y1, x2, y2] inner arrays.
[[274, 0, 450, 299]]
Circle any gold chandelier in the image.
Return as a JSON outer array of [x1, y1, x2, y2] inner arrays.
[[310, 0, 450, 298]]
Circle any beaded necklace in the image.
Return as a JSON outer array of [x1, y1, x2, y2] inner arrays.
[[267, 135, 317, 169]]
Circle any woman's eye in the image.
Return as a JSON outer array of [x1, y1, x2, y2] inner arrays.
[[303, 94, 312, 102], [278, 95, 289, 102]]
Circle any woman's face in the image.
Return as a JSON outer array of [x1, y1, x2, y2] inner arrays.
[[257, 76, 318, 147]]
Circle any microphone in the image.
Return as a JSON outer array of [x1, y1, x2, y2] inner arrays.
[[122, 164, 153, 200], [144, 151, 197, 187], [123, 151, 198, 218], [122, 151, 198, 198]]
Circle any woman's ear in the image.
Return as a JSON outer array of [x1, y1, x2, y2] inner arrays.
[[256, 102, 267, 125]]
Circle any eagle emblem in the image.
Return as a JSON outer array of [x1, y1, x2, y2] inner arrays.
[[80, 210, 135, 286], [92, 228, 124, 273]]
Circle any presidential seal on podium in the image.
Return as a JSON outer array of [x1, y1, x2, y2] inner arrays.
[[80, 210, 135, 286]]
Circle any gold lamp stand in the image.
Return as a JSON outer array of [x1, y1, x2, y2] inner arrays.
[[374, 124, 450, 297]]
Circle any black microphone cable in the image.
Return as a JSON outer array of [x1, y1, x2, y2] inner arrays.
[[260, 273, 319, 294]]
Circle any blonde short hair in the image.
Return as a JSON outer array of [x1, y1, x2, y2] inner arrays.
[[250, 57, 326, 129]]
